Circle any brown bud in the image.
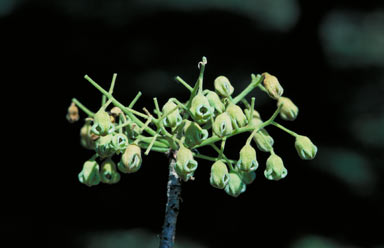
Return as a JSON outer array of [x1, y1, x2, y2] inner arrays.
[[66, 102, 79, 123]]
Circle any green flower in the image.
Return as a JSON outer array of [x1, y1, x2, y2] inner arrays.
[[78, 159, 101, 187], [91, 109, 114, 136], [264, 153, 287, 180], [210, 160, 230, 189], [183, 120, 209, 147], [175, 146, 198, 181], [224, 173, 246, 197], [162, 100, 182, 128], [214, 76, 234, 97], [226, 103, 248, 128], [239, 171, 256, 185], [277, 97, 299, 121], [100, 158, 120, 184], [295, 135, 317, 160], [237, 144, 258, 172], [95, 134, 116, 158], [262, 72, 284, 100], [253, 129, 274, 152], [111, 133, 129, 153], [118, 144, 142, 173], [212, 112, 233, 137], [205, 90, 225, 114], [190, 93, 213, 124]]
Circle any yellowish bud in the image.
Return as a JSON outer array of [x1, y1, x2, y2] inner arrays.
[[278, 97, 299, 121], [262, 72, 284, 100]]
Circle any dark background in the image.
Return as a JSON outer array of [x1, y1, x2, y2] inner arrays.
[[2, 0, 384, 247]]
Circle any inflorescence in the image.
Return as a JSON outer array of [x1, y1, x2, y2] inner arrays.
[[67, 57, 317, 197]]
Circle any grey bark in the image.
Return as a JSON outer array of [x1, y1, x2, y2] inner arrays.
[[159, 152, 181, 248]]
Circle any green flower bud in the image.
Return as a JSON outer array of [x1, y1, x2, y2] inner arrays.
[[239, 171, 256, 185], [118, 144, 142, 173], [111, 133, 129, 153], [214, 76, 234, 97], [224, 173, 246, 197], [210, 160, 230, 189], [95, 134, 116, 158], [237, 144, 258, 172], [100, 158, 120, 184], [92, 109, 115, 136], [295, 135, 318, 160], [162, 100, 182, 128], [66, 102, 79, 123], [205, 90, 225, 114], [183, 120, 209, 147], [80, 119, 97, 150], [253, 129, 274, 152], [226, 103, 248, 127], [78, 159, 101, 187], [212, 112, 233, 137], [262, 72, 284, 100], [278, 97, 299, 121], [175, 146, 198, 179], [264, 154, 287, 180], [190, 93, 213, 124]]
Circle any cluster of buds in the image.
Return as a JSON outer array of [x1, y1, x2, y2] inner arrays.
[[68, 57, 317, 197]]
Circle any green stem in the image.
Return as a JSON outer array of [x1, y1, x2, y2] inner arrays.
[[128, 91, 142, 108], [193, 153, 218, 162], [153, 97, 161, 118], [175, 76, 193, 92], [197, 57, 207, 94], [84, 75, 157, 136], [271, 121, 299, 137], [246, 103, 283, 145], [232, 74, 264, 104], [72, 98, 95, 117], [249, 97, 255, 122], [144, 131, 160, 155], [210, 144, 237, 167]]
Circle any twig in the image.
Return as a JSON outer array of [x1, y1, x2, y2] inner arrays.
[[159, 151, 181, 248]]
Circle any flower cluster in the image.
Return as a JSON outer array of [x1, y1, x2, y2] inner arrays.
[[68, 57, 317, 197]]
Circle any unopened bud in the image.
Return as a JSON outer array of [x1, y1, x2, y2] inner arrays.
[[162, 100, 182, 128], [210, 160, 230, 189], [224, 173, 246, 197], [237, 144, 258, 172], [100, 158, 120, 184], [92, 109, 115, 136], [262, 72, 284, 100], [66, 102, 79, 123], [111, 133, 129, 153], [264, 153, 287, 181], [213, 112, 233, 137], [239, 171, 256, 185], [295, 135, 317, 160], [80, 119, 97, 150], [214, 76, 234, 97], [205, 90, 225, 114], [118, 144, 142, 173], [278, 97, 298, 121], [175, 146, 198, 180], [190, 93, 213, 124], [226, 103, 247, 127], [253, 129, 274, 152], [95, 134, 115, 158], [183, 120, 209, 147], [78, 159, 101, 187], [110, 106, 123, 117]]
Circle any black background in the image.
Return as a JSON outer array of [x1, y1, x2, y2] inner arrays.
[[2, 0, 384, 247]]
